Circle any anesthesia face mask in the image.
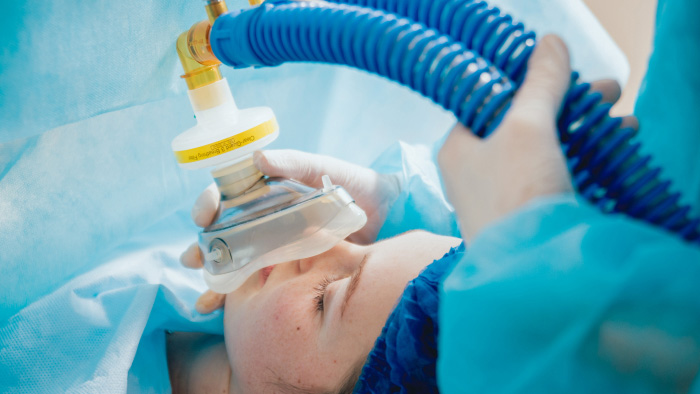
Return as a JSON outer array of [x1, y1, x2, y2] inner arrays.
[[172, 79, 367, 294]]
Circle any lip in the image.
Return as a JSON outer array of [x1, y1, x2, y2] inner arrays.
[[260, 265, 275, 287]]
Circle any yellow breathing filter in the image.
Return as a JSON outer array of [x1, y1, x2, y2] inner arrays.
[[172, 0, 279, 170]]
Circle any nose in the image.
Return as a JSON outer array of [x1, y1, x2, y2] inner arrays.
[[298, 258, 314, 274]]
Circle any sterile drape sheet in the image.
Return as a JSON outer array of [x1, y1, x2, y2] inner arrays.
[[0, 0, 461, 321], [0, 1, 457, 391]]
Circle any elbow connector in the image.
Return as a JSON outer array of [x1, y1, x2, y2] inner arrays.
[[176, 0, 230, 90], [210, 5, 273, 69], [176, 20, 222, 90]]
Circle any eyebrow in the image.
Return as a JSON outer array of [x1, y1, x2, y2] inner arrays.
[[340, 254, 369, 318]]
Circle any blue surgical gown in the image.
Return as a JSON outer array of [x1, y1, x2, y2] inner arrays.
[[437, 0, 700, 392]]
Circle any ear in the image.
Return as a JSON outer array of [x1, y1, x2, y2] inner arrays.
[[167, 332, 232, 394]]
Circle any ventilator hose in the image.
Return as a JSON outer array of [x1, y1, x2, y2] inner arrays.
[[210, 1, 700, 243], [213, 1, 515, 134], [327, 0, 534, 84], [323, 0, 700, 240]]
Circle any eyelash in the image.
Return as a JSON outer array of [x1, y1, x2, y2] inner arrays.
[[313, 276, 334, 312]]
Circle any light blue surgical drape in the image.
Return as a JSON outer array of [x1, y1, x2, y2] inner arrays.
[[0, 0, 456, 322]]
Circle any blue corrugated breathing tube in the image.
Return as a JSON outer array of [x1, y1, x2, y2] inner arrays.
[[209, 0, 700, 244]]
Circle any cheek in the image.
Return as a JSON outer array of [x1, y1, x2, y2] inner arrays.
[[253, 290, 310, 337], [224, 289, 319, 387]]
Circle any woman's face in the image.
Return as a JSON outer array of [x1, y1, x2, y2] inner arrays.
[[224, 230, 460, 393]]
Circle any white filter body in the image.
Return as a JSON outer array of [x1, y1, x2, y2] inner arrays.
[[171, 78, 279, 170]]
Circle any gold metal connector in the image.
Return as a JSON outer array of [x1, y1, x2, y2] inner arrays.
[[205, 0, 229, 24], [176, 0, 265, 90], [176, 0, 231, 90], [176, 31, 221, 90]]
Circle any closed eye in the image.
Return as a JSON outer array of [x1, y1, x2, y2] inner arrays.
[[313, 275, 335, 312], [312, 253, 369, 315]]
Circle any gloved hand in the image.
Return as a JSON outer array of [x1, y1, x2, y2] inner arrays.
[[180, 149, 401, 313], [438, 35, 639, 242]]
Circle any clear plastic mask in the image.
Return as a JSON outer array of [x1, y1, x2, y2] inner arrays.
[[199, 175, 367, 293]]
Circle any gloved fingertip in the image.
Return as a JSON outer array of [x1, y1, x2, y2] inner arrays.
[[180, 243, 203, 269], [194, 299, 209, 314], [535, 35, 569, 63], [195, 291, 226, 314], [590, 79, 622, 104], [621, 115, 640, 131], [509, 34, 571, 119], [253, 150, 270, 173], [192, 186, 218, 227], [529, 35, 570, 80], [254, 149, 293, 178]]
